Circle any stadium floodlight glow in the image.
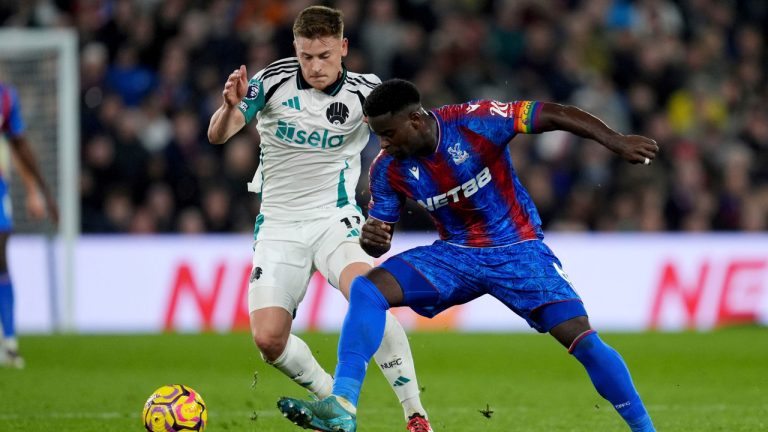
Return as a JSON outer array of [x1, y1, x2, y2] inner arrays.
[[0, 29, 79, 332]]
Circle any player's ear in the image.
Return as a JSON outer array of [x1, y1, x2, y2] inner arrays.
[[407, 110, 422, 130], [411, 109, 428, 130], [340, 37, 349, 57]]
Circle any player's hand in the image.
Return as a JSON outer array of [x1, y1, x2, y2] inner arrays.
[[26, 191, 59, 226], [609, 134, 659, 165], [361, 218, 391, 247], [222, 65, 248, 107], [26, 191, 46, 220], [360, 218, 392, 257]]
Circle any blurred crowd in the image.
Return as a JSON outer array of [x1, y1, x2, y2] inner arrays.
[[1, 0, 767, 233]]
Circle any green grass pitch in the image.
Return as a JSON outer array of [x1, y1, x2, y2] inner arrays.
[[1, 327, 766, 431]]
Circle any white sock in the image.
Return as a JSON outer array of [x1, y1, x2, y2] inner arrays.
[[268, 334, 333, 399], [4, 337, 18, 352], [373, 312, 427, 420]]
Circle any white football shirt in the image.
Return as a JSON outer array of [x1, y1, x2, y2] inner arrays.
[[238, 58, 380, 220]]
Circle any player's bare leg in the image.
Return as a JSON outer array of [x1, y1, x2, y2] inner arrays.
[[339, 263, 432, 430], [250, 306, 333, 398], [551, 317, 655, 432]]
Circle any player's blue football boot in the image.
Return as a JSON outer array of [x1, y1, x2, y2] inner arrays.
[[277, 395, 357, 432]]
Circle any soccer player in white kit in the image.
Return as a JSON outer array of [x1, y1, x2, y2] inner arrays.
[[207, 6, 432, 431]]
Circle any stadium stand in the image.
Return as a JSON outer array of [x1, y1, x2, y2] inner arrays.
[[2, 0, 766, 233]]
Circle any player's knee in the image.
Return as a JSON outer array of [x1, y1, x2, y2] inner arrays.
[[365, 268, 404, 305], [550, 316, 592, 349], [350, 274, 392, 310], [338, 261, 372, 298], [253, 332, 287, 362]]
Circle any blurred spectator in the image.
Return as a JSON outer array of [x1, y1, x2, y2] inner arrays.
[[361, 0, 404, 78], [2, 0, 765, 234], [144, 182, 176, 233], [137, 94, 174, 153], [201, 182, 233, 233], [103, 187, 134, 232], [129, 206, 158, 234], [106, 45, 157, 107], [177, 207, 206, 235]]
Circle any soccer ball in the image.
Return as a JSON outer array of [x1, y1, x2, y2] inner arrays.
[[142, 384, 208, 431]]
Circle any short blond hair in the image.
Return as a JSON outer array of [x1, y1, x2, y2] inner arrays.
[[293, 6, 344, 39]]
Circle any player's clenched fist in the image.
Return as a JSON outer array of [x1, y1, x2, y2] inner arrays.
[[608, 134, 659, 165], [360, 218, 392, 258], [222, 64, 248, 107]]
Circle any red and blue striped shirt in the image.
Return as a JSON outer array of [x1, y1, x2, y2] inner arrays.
[[0, 83, 25, 139], [368, 100, 544, 247]]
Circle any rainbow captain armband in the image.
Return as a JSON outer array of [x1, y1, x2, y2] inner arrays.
[[238, 78, 266, 124], [513, 101, 541, 134]]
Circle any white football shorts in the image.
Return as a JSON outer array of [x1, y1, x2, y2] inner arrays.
[[247, 206, 373, 314]]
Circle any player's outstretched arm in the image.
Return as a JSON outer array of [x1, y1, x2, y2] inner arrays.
[[8, 135, 59, 225], [360, 217, 395, 258], [536, 102, 659, 164], [208, 65, 248, 144]]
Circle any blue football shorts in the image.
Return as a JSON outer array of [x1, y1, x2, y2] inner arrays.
[[379, 239, 586, 332], [0, 177, 11, 232]]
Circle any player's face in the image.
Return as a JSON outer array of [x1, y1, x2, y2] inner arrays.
[[294, 35, 348, 91], [369, 111, 424, 159]]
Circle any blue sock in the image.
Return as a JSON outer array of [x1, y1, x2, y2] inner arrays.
[[332, 276, 390, 407], [0, 272, 14, 338], [570, 331, 655, 432]]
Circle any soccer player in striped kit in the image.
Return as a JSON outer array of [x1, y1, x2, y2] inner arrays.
[[0, 81, 58, 368], [208, 7, 431, 431], [279, 79, 658, 432]]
